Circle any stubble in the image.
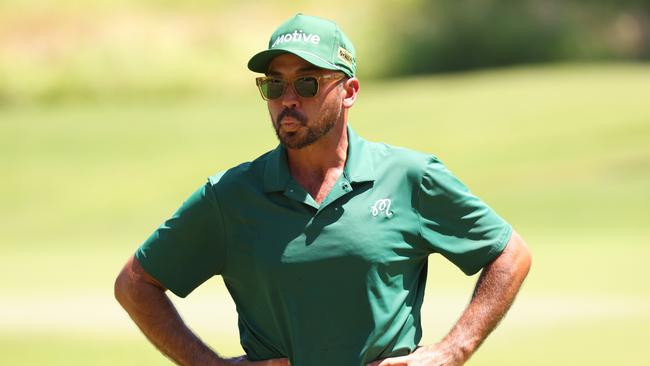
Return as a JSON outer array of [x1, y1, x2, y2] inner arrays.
[[272, 104, 342, 149]]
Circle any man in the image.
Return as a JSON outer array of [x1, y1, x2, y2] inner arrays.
[[115, 13, 531, 366]]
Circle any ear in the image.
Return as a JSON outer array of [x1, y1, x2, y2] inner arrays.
[[342, 77, 360, 109]]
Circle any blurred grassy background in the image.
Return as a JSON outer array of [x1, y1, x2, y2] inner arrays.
[[1, 1, 649, 365]]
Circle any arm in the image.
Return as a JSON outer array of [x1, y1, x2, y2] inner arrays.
[[114, 255, 224, 365], [114, 255, 289, 366], [369, 230, 532, 366]]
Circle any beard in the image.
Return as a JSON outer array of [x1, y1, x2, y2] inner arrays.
[[272, 104, 342, 149]]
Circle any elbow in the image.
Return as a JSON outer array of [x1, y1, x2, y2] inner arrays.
[[523, 244, 532, 274], [114, 265, 131, 308], [114, 255, 166, 310], [114, 255, 142, 309]]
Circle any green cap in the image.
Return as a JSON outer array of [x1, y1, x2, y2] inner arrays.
[[248, 14, 356, 77]]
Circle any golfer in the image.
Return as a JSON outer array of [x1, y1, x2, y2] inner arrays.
[[115, 13, 531, 366]]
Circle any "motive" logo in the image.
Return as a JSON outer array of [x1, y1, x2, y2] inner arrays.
[[271, 30, 321, 48]]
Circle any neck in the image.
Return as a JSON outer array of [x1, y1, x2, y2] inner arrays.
[[285, 122, 348, 203], [286, 121, 348, 180]]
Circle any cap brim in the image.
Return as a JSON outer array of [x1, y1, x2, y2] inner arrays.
[[248, 48, 340, 74]]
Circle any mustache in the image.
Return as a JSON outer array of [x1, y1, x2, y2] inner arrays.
[[277, 108, 307, 125]]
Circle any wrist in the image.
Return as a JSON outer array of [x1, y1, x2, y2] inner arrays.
[[191, 348, 227, 366], [435, 335, 476, 364]]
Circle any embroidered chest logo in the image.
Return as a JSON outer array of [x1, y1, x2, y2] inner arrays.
[[371, 198, 393, 217]]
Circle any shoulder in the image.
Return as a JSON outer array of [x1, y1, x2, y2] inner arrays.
[[365, 138, 437, 181], [206, 149, 274, 192]]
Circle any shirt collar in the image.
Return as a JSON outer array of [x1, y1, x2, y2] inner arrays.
[[343, 125, 376, 184], [263, 143, 291, 192], [263, 124, 376, 192]]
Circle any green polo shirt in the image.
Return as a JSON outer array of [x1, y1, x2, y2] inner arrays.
[[136, 126, 512, 366]]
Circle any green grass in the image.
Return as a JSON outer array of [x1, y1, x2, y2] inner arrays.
[[1, 64, 649, 365]]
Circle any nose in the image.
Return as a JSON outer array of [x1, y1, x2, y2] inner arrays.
[[281, 82, 301, 109]]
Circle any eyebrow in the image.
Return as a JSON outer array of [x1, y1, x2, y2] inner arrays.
[[267, 65, 322, 77], [297, 65, 321, 73]]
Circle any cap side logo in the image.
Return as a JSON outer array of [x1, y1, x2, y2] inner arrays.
[[338, 47, 354, 67], [271, 30, 321, 48]]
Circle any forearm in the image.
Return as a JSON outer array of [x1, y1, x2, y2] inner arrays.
[[115, 257, 225, 366], [435, 232, 532, 363], [123, 285, 223, 365]]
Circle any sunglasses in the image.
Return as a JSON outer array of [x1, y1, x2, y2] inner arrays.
[[255, 74, 345, 101]]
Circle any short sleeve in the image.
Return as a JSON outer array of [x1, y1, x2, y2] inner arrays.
[[415, 156, 512, 275], [135, 182, 227, 297]]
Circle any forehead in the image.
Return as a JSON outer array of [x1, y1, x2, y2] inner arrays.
[[267, 53, 323, 76]]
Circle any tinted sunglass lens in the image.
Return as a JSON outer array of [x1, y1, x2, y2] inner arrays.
[[294, 77, 319, 97], [262, 79, 284, 99]]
